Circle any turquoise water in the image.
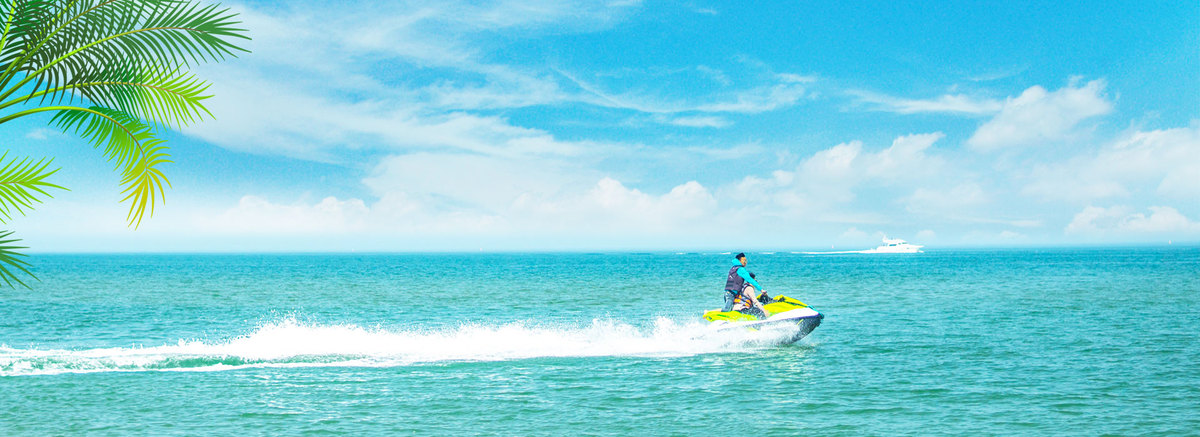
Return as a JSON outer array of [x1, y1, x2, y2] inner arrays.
[[2, 249, 1198, 435]]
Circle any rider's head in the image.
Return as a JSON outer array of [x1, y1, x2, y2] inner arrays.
[[736, 252, 747, 266]]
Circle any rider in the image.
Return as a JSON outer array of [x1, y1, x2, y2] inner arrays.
[[723, 252, 770, 319]]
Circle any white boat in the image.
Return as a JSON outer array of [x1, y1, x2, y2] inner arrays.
[[861, 237, 923, 253], [799, 237, 925, 254]]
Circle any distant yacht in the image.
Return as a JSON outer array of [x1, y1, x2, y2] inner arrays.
[[861, 238, 923, 253], [801, 237, 924, 254]]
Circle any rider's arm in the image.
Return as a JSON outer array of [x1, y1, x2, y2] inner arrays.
[[737, 267, 762, 290], [753, 294, 772, 314], [742, 286, 770, 315]]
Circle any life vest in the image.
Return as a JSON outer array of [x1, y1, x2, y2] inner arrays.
[[724, 264, 745, 292], [725, 265, 757, 309], [732, 289, 754, 309]]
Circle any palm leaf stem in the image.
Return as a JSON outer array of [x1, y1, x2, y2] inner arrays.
[[0, 104, 84, 125], [0, 106, 153, 175], [0, 105, 149, 160], [0, 79, 210, 115]]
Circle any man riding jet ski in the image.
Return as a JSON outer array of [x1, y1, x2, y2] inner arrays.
[[722, 252, 769, 318], [704, 252, 823, 343]]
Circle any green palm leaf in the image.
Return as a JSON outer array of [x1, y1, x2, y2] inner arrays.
[[0, 1, 57, 62], [3, 0, 248, 102], [0, 0, 78, 93], [53, 63, 214, 129], [0, 151, 66, 222], [0, 229, 35, 288], [51, 105, 171, 228]]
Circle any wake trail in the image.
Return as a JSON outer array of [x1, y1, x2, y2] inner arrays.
[[1, 317, 802, 376]]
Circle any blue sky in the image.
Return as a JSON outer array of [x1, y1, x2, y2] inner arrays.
[[6, 0, 1200, 251]]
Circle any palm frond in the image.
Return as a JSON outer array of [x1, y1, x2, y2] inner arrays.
[[60, 63, 213, 129], [50, 105, 171, 228], [0, 0, 68, 91], [10, 0, 249, 102], [0, 150, 66, 223], [0, 229, 35, 288]]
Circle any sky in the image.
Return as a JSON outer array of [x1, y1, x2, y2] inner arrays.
[[5, 0, 1200, 252]]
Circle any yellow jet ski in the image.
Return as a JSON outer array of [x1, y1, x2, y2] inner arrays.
[[702, 294, 823, 343]]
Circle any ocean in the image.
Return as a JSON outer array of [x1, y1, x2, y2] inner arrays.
[[2, 249, 1198, 435]]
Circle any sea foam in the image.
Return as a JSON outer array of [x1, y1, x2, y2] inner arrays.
[[0, 317, 800, 376]]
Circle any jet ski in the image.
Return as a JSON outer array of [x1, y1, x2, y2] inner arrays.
[[702, 294, 823, 343]]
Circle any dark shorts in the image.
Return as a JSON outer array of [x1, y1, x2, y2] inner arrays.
[[737, 305, 767, 319]]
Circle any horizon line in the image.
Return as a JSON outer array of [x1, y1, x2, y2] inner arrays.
[[24, 242, 1200, 256]]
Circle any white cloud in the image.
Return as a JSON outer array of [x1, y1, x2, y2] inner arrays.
[[968, 65, 1029, 82], [1066, 206, 1200, 235], [967, 217, 1042, 228], [517, 178, 718, 232], [155, 175, 719, 242], [1022, 123, 1200, 203], [968, 79, 1113, 150], [840, 227, 868, 239], [1118, 125, 1200, 200], [252, 0, 640, 63], [901, 182, 1048, 228], [850, 90, 1002, 115], [455, 0, 645, 31], [421, 72, 569, 110], [694, 75, 812, 113], [187, 70, 601, 162], [363, 152, 598, 214], [667, 115, 732, 128], [1067, 205, 1200, 234], [997, 230, 1025, 240], [797, 132, 948, 194], [694, 65, 731, 86], [681, 143, 763, 160], [345, 151, 721, 237], [711, 132, 1066, 231], [904, 183, 987, 214], [915, 229, 936, 240], [776, 73, 818, 84], [862, 132, 946, 178], [25, 129, 55, 140], [720, 133, 949, 222], [832, 227, 880, 248], [204, 195, 370, 234], [561, 70, 813, 115], [957, 229, 1029, 245]]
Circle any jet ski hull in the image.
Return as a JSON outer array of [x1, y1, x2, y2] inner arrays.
[[702, 295, 823, 343]]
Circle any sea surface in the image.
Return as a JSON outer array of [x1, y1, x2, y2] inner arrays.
[[2, 249, 1198, 435]]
